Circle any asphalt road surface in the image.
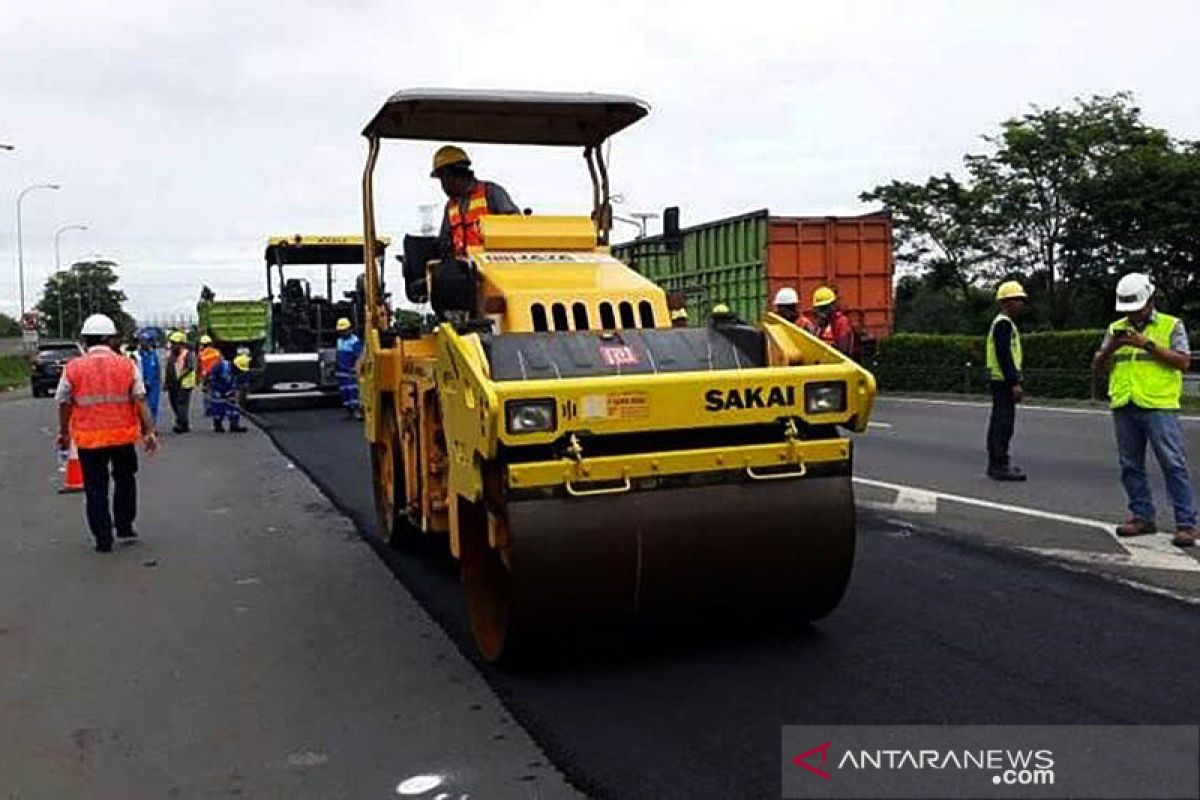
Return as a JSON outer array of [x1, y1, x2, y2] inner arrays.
[[0, 394, 575, 799], [256, 403, 1200, 800]]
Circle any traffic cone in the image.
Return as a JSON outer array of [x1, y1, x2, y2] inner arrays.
[[59, 439, 84, 494]]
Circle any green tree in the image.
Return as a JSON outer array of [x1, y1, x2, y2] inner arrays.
[[966, 93, 1173, 325], [865, 92, 1200, 332], [860, 174, 995, 302], [0, 312, 20, 337], [36, 260, 134, 339]]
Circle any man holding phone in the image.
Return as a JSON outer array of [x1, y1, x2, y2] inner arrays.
[[1093, 273, 1196, 547]]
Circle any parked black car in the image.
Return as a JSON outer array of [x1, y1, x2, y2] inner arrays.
[[29, 342, 83, 397]]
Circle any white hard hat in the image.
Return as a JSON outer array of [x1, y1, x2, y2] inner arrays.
[[80, 313, 117, 336], [1115, 273, 1154, 313], [773, 287, 799, 306]]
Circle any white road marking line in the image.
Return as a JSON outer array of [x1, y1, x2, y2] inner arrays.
[[853, 476, 1200, 573], [867, 421, 893, 429], [876, 395, 1200, 422]]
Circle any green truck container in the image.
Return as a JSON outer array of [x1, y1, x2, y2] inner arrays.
[[197, 299, 270, 350], [612, 209, 894, 338]]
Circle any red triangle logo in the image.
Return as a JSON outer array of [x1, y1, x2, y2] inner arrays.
[[792, 741, 832, 780]]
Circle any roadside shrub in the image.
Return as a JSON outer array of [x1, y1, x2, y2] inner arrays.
[[871, 330, 1107, 399]]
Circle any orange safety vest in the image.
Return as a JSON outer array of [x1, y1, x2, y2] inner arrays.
[[817, 310, 856, 354], [64, 348, 141, 449], [446, 181, 491, 257], [198, 346, 221, 379]]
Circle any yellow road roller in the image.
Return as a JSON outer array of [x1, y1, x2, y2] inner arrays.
[[356, 89, 876, 661]]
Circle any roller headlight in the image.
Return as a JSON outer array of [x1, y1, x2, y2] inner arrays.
[[505, 398, 557, 434], [804, 381, 847, 414]]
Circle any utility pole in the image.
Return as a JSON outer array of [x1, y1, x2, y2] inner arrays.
[[16, 183, 60, 317]]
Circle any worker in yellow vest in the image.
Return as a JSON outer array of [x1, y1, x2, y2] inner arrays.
[[1093, 273, 1196, 547], [985, 280, 1027, 481]]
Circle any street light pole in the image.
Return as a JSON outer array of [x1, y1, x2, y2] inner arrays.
[[16, 183, 61, 318], [54, 223, 88, 338]]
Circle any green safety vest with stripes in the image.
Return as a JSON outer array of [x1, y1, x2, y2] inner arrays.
[[985, 313, 1023, 382], [1107, 313, 1183, 410]]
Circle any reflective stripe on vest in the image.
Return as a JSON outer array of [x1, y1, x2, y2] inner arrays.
[[446, 182, 490, 256], [986, 313, 1023, 381], [1108, 313, 1183, 410], [64, 348, 140, 449]]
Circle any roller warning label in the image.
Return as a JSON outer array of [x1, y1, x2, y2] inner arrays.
[[580, 392, 650, 421]]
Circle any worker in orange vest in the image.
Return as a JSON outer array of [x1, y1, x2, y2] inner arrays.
[[55, 314, 158, 553], [432, 145, 520, 258], [197, 334, 221, 418], [811, 286, 857, 357]]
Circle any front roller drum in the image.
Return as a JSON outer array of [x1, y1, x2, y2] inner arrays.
[[462, 471, 856, 662]]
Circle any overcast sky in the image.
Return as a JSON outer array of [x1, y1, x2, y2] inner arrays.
[[3, 0, 1199, 321]]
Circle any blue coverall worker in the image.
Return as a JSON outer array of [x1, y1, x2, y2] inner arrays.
[[335, 318, 364, 420], [208, 354, 249, 434], [137, 333, 162, 425]]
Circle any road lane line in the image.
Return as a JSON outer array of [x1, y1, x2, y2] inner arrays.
[[876, 396, 1200, 422], [853, 476, 1200, 573], [867, 421, 893, 429]]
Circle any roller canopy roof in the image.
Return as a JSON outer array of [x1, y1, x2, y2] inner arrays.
[[362, 88, 650, 146]]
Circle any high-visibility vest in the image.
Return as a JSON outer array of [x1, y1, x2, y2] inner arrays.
[[986, 313, 1023, 381], [446, 181, 491, 257], [173, 347, 197, 389], [63, 348, 141, 449], [198, 346, 221, 380], [1108, 313, 1183, 410]]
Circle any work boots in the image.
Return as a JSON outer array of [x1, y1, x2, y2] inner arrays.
[[1173, 527, 1197, 548], [229, 423, 248, 434], [1116, 518, 1156, 537], [987, 464, 1026, 482]]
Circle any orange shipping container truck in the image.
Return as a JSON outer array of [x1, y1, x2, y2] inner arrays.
[[612, 210, 894, 340]]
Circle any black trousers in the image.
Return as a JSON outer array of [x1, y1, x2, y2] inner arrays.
[[987, 381, 1016, 469], [168, 385, 192, 430], [78, 444, 138, 546]]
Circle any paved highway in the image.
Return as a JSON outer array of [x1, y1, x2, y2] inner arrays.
[[257, 402, 1200, 799]]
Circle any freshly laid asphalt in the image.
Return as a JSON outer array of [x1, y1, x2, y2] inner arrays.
[[256, 405, 1200, 800]]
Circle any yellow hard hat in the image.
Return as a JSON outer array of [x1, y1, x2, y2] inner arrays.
[[199, 334, 213, 345], [336, 317, 352, 332], [233, 354, 252, 371], [996, 280, 1027, 301], [812, 286, 837, 308], [431, 145, 470, 177], [168, 331, 186, 344], [711, 303, 731, 315], [670, 308, 689, 322]]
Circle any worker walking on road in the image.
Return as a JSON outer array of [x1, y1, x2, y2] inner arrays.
[[164, 331, 196, 434], [986, 281, 1028, 482], [431, 145, 520, 258], [1093, 273, 1196, 548], [335, 318, 364, 420], [55, 314, 158, 553], [811, 287, 856, 356], [137, 331, 162, 427], [207, 353, 248, 434]]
